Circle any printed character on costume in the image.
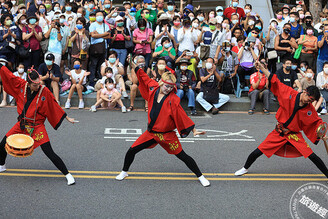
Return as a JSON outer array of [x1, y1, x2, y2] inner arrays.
[[235, 61, 328, 179], [116, 65, 210, 187], [0, 65, 76, 185]]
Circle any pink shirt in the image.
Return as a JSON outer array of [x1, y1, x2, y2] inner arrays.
[[22, 25, 42, 51], [101, 87, 118, 97], [133, 28, 153, 53]]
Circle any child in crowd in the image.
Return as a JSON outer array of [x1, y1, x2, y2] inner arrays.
[[90, 78, 127, 113]]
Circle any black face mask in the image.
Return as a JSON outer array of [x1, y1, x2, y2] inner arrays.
[[285, 66, 291, 71], [306, 21, 312, 26], [284, 28, 290, 34], [162, 20, 168, 25]]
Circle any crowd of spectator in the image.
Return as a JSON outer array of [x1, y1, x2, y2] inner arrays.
[[0, 0, 328, 115]]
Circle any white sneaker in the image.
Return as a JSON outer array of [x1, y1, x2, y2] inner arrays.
[[0, 164, 6, 172], [321, 108, 327, 114], [87, 85, 94, 91], [65, 173, 75, 185], [318, 112, 321, 116], [90, 105, 97, 112], [234, 167, 248, 176], [78, 100, 84, 109], [121, 106, 127, 113], [198, 175, 210, 187], [122, 91, 129, 98], [116, 171, 128, 181], [65, 101, 71, 109], [0, 100, 7, 107]]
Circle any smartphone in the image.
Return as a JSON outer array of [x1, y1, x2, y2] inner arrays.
[[186, 52, 193, 56]]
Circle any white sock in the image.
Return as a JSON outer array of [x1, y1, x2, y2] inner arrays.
[[116, 171, 128, 181], [65, 173, 75, 185], [67, 99, 71, 103], [79, 99, 83, 102], [198, 175, 210, 187]]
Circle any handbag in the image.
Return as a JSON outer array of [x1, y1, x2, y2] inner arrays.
[[17, 26, 30, 58], [60, 79, 71, 92], [294, 35, 305, 60], [201, 69, 219, 104], [90, 23, 106, 55], [134, 28, 149, 55], [267, 50, 278, 60]]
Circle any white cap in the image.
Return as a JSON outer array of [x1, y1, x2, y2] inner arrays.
[[115, 16, 124, 22], [216, 6, 223, 11]]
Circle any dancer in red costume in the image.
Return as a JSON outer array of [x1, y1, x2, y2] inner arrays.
[[116, 63, 210, 187], [235, 61, 328, 178], [0, 64, 76, 185]]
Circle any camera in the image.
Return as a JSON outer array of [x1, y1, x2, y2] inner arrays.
[[244, 41, 250, 47], [55, 22, 60, 28]]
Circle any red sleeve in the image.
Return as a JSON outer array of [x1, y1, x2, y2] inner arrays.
[[0, 65, 26, 100], [170, 95, 195, 138], [136, 68, 159, 101], [223, 8, 230, 18], [302, 106, 323, 145], [268, 73, 296, 100], [43, 88, 67, 130], [238, 8, 245, 18]]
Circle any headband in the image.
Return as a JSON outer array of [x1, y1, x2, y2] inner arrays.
[[161, 79, 176, 86]]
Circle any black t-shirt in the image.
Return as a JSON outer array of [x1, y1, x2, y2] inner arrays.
[[38, 63, 62, 84], [276, 68, 298, 88], [110, 28, 130, 49]]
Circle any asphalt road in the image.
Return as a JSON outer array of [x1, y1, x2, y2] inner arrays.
[[1, 107, 328, 218]]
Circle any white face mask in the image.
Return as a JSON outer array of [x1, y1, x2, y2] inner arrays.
[[324, 68, 328, 74], [158, 64, 166, 70], [192, 22, 199, 28], [107, 84, 114, 89], [180, 66, 187, 71], [77, 13, 82, 18], [248, 20, 255, 26], [306, 73, 313, 78], [205, 62, 213, 69], [18, 68, 24, 73], [12, 1, 16, 5]]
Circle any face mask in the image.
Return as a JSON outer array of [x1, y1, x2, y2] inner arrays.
[[119, 12, 125, 17], [37, 0, 42, 5], [301, 67, 306, 72], [222, 23, 227, 28], [306, 30, 313, 35], [197, 16, 204, 22], [306, 73, 312, 78], [5, 20, 12, 26], [289, 17, 296, 23], [65, 6, 72, 11], [140, 26, 145, 30], [12, 1, 16, 5], [232, 2, 238, 7], [255, 25, 261, 30], [173, 21, 180, 26], [76, 24, 83, 30], [90, 17, 96, 22], [108, 58, 116, 63], [291, 65, 297, 70], [189, 16, 194, 21], [144, 13, 150, 19], [112, 12, 117, 17], [167, 6, 174, 11], [19, 9, 26, 14], [29, 18, 37, 24], [324, 68, 328, 74], [96, 16, 103, 22], [54, 7, 59, 11], [74, 64, 80, 70], [45, 60, 53, 66], [217, 11, 223, 16], [88, 4, 94, 9], [205, 62, 212, 69], [117, 22, 124, 27], [283, 28, 290, 34], [248, 20, 254, 26], [209, 25, 216, 31], [60, 18, 65, 24], [130, 12, 136, 16], [180, 66, 187, 71], [224, 47, 231, 52], [209, 14, 215, 18], [21, 19, 26, 24], [18, 68, 24, 73], [158, 64, 166, 70], [39, 8, 45, 13], [232, 20, 238, 25], [244, 9, 250, 14], [45, 4, 51, 9], [106, 73, 113, 78], [104, 4, 111, 9], [151, 7, 156, 10], [108, 84, 114, 89], [164, 43, 171, 49], [322, 18, 327, 22], [192, 23, 199, 28], [300, 14, 304, 19], [277, 14, 283, 19], [285, 66, 291, 71], [146, 5, 152, 10]]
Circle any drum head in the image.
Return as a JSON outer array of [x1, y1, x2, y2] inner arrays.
[[317, 123, 328, 139], [7, 134, 34, 149]]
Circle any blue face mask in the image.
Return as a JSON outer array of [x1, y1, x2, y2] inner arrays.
[[104, 4, 111, 9], [65, 6, 72, 11], [96, 16, 103, 22], [45, 60, 53, 66], [88, 4, 94, 9], [301, 67, 306, 72], [290, 17, 296, 23], [29, 18, 37, 24], [129, 12, 136, 17], [217, 11, 223, 16], [60, 18, 65, 24], [232, 1, 238, 7], [164, 43, 171, 48], [146, 5, 152, 10], [167, 5, 174, 11], [255, 25, 261, 30], [39, 8, 45, 13], [197, 16, 204, 22], [76, 24, 83, 30], [291, 65, 297, 70], [108, 58, 116, 63], [74, 64, 80, 70]]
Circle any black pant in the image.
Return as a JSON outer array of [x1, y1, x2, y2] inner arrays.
[[243, 148, 328, 178], [0, 136, 69, 175], [237, 66, 255, 86], [23, 49, 41, 71], [122, 139, 202, 177], [88, 53, 105, 87]]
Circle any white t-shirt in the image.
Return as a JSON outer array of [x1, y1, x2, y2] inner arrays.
[[71, 69, 87, 85], [100, 61, 123, 83], [13, 71, 27, 80]]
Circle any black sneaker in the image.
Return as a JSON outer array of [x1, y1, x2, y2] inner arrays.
[[212, 107, 219, 115], [240, 83, 245, 89], [191, 108, 197, 115]]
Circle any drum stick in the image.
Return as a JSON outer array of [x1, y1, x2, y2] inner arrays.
[[323, 139, 328, 155]]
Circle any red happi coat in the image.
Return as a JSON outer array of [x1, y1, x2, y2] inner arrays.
[[0, 66, 67, 148], [258, 74, 324, 158], [131, 67, 195, 154]]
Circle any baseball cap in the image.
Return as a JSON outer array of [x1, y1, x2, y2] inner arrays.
[[216, 6, 223, 11], [45, 53, 55, 61]]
